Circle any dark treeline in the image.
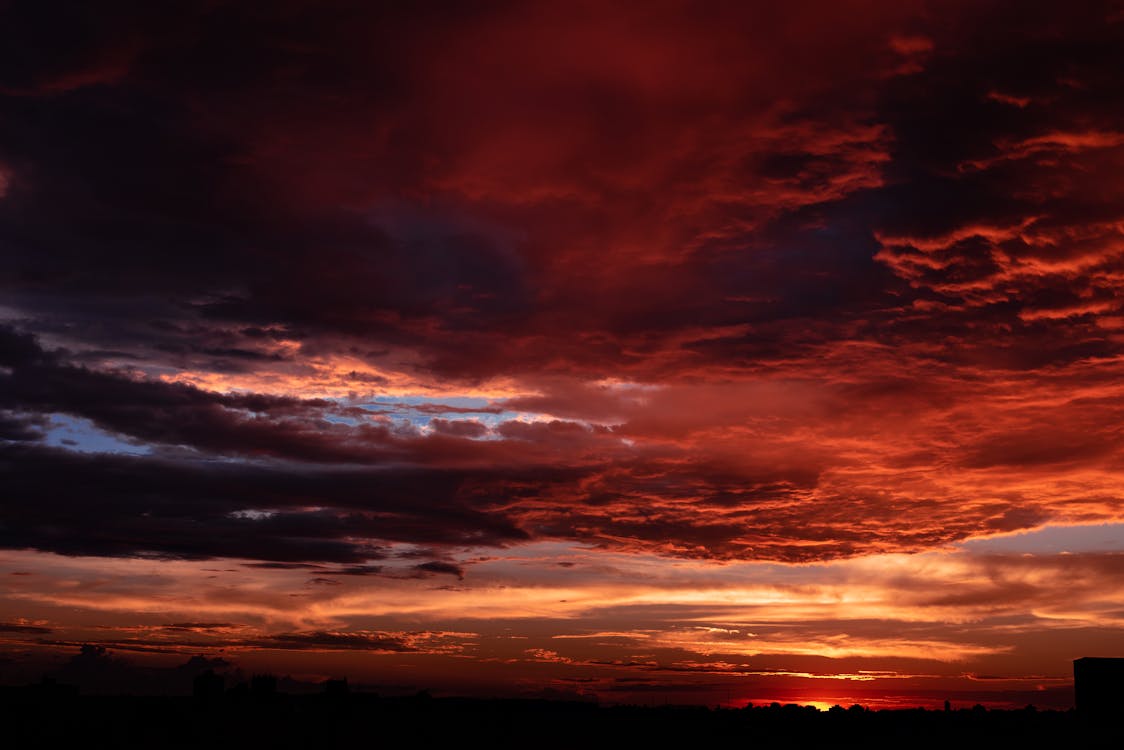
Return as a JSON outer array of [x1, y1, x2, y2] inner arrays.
[[1, 682, 1120, 749]]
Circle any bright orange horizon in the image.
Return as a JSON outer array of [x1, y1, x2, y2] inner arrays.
[[2, 0, 1123, 708]]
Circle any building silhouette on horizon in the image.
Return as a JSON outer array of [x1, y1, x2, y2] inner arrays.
[[1073, 657, 1124, 719]]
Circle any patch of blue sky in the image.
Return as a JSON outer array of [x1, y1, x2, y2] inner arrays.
[[322, 412, 362, 426], [43, 414, 151, 455], [341, 395, 543, 433], [960, 523, 1124, 554], [361, 395, 494, 409]]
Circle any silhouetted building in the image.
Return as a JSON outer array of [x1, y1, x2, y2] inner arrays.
[[1074, 657, 1124, 718], [193, 669, 224, 702]]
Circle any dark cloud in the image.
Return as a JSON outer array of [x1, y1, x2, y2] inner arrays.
[[0, 330, 1109, 565], [0, 410, 45, 441], [318, 564, 387, 576], [256, 631, 416, 652], [413, 561, 466, 579], [161, 623, 238, 632], [0, 622, 51, 634], [0, 1, 901, 378], [0, 1, 1118, 381], [0, 441, 531, 562], [0, 326, 408, 464]]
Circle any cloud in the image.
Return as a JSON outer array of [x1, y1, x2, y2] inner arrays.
[[258, 631, 416, 653], [413, 562, 466, 580], [161, 622, 238, 632], [0, 621, 51, 634], [5, 322, 1124, 567]]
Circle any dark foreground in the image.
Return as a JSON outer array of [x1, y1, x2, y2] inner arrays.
[[1, 688, 1119, 749]]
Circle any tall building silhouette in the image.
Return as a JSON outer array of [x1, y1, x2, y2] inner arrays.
[[1073, 657, 1124, 718]]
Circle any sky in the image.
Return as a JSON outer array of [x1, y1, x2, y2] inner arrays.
[[2, 0, 1124, 709]]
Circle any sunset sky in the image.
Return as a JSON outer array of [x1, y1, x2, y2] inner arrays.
[[2, 0, 1124, 709]]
